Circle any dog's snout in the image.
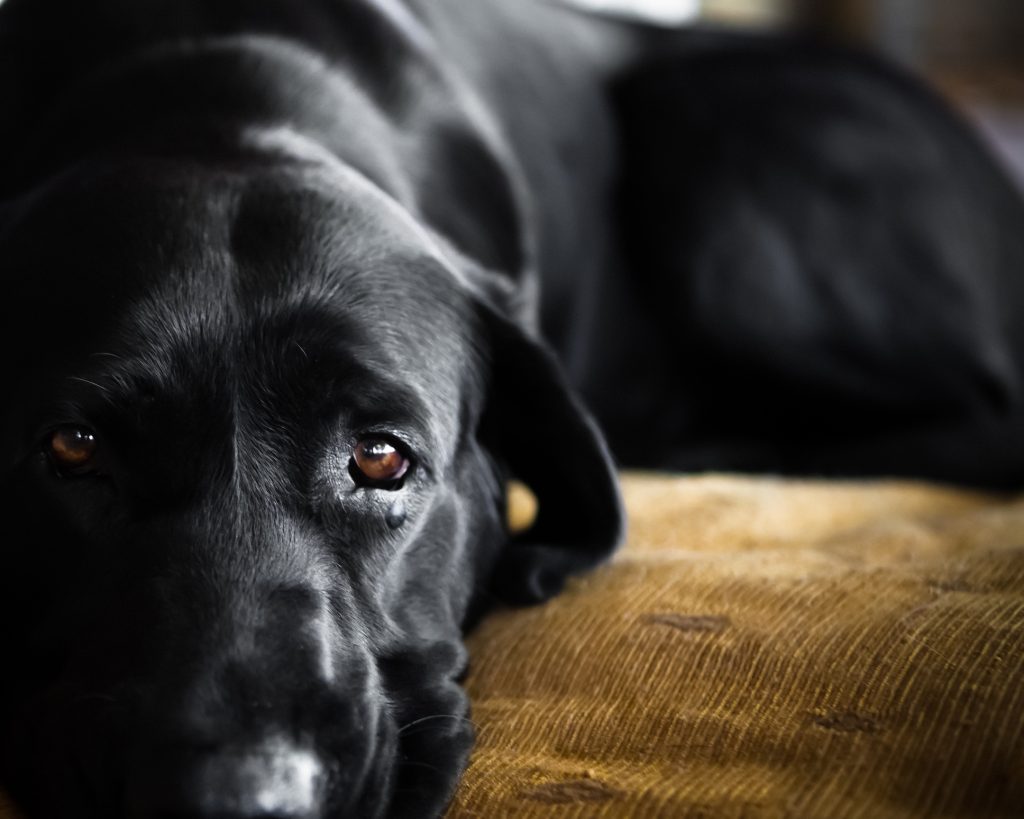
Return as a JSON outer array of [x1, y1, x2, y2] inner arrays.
[[130, 738, 326, 819], [119, 581, 380, 819]]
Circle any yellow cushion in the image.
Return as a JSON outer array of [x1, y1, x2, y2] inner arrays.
[[3, 474, 1022, 818], [448, 474, 1024, 818]]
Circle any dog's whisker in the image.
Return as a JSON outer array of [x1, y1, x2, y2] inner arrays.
[[66, 376, 110, 394], [397, 714, 477, 736], [397, 759, 446, 776]]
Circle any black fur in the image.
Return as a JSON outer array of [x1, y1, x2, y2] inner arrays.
[[0, 1, 1022, 817]]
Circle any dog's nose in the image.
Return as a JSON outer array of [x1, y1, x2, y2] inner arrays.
[[130, 737, 326, 819]]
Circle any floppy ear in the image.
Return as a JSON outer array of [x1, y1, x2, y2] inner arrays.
[[479, 305, 624, 606]]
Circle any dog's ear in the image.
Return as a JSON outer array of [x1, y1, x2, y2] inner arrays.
[[478, 303, 624, 606]]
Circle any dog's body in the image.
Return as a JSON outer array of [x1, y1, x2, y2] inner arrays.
[[2, 0, 1024, 816]]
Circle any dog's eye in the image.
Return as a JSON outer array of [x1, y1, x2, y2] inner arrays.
[[351, 437, 410, 488], [47, 427, 99, 476]]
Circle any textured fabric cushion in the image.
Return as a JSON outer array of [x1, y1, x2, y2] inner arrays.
[[448, 475, 1024, 818], [2, 475, 1022, 818]]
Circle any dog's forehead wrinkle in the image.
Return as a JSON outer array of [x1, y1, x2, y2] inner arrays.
[[240, 126, 417, 211], [237, 125, 480, 295]]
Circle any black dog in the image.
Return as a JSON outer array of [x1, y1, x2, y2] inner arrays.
[[1, 1, 1023, 817]]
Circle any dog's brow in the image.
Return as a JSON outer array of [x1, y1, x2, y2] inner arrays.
[[303, 348, 437, 450], [341, 385, 434, 448]]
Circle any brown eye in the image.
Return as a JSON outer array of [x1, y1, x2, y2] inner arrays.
[[351, 438, 410, 487], [48, 427, 99, 475]]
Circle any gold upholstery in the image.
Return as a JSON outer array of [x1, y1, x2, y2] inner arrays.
[[449, 475, 1024, 818]]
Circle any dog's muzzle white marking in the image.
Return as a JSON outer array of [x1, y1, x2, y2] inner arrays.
[[193, 737, 325, 816]]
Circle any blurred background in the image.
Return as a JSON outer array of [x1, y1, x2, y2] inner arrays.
[[565, 0, 1024, 185]]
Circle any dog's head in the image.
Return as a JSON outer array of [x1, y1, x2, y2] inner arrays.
[[0, 141, 621, 817]]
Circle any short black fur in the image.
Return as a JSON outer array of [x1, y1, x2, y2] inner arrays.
[[1, 1, 1022, 817]]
